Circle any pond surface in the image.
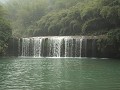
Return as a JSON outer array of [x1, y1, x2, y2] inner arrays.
[[0, 58, 120, 90]]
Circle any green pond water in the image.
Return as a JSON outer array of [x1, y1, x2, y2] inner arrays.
[[0, 57, 120, 90]]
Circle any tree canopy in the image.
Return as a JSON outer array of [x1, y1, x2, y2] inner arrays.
[[0, 0, 120, 57], [2, 0, 120, 37], [0, 4, 11, 55]]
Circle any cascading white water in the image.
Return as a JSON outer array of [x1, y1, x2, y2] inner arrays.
[[33, 37, 43, 57], [21, 36, 96, 57], [84, 39, 87, 57], [74, 37, 83, 57], [48, 37, 63, 57], [80, 37, 83, 57], [92, 39, 96, 57], [22, 38, 30, 56], [64, 38, 71, 57]]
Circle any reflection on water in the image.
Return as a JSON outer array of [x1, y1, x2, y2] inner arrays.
[[0, 58, 120, 90]]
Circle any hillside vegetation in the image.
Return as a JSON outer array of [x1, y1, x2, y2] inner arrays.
[[3, 0, 119, 37], [0, 0, 120, 57], [0, 5, 11, 55]]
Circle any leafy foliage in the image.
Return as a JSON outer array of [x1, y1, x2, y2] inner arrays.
[[1, 0, 120, 37], [107, 29, 120, 45], [0, 5, 11, 55]]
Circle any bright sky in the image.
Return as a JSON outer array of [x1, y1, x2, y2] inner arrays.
[[0, 0, 8, 3]]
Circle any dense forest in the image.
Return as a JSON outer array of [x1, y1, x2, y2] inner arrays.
[[0, 0, 120, 56], [2, 0, 119, 37], [0, 5, 11, 55]]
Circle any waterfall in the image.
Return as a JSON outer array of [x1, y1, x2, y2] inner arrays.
[[64, 38, 74, 57], [33, 37, 43, 57], [80, 38, 83, 57], [22, 38, 30, 56], [92, 39, 97, 57], [84, 39, 87, 57], [20, 36, 97, 57], [48, 37, 63, 57]]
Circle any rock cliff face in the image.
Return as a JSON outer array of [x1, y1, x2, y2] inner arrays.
[[6, 38, 19, 56], [6, 36, 120, 58]]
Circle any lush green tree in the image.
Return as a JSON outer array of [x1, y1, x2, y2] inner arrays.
[[0, 5, 11, 55], [3, 0, 86, 37], [1, 0, 120, 37]]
